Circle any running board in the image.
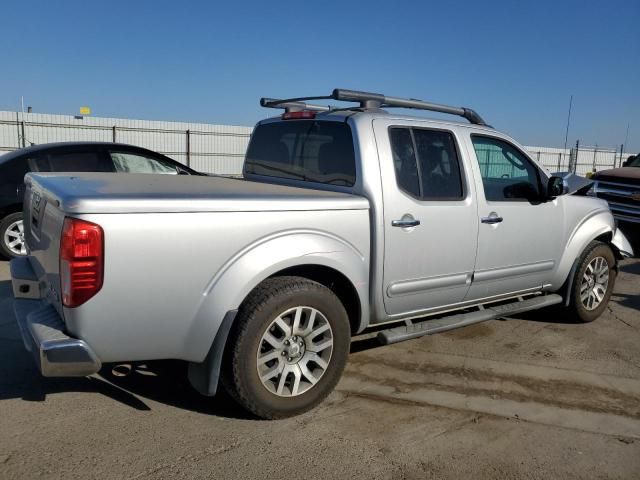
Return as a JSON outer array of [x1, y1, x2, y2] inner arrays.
[[378, 294, 563, 345]]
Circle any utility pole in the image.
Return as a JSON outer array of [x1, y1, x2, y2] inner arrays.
[[622, 122, 629, 155], [563, 95, 573, 152]]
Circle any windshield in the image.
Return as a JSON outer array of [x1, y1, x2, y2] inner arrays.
[[244, 120, 356, 186], [627, 154, 640, 167]]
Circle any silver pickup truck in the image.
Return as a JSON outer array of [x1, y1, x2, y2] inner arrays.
[[11, 89, 634, 419]]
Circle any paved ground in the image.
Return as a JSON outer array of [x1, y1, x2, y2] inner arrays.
[[0, 258, 639, 479]]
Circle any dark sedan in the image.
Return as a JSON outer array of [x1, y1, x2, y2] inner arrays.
[[0, 142, 203, 258]]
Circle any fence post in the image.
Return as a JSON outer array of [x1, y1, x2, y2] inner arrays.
[[618, 144, 624, 168], [20, 121, 26, 148], [112, 126, 117, 142], [557, 152, 562, 171], [591, 145, 598, 172], [186, 130, 191, 167]]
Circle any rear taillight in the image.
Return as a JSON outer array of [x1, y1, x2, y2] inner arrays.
[[60, 218, 104, 308]]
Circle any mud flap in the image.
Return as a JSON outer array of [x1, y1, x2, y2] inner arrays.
[[187, 310, 237, 397]]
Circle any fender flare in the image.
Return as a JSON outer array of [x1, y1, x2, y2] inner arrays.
[[184, 228, 369, 364], [552, 208, 615, 299], [185, 229, 369, 397]]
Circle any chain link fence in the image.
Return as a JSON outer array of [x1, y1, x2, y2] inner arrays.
[[0, 111, 633, 177], [0, 111, 252, 175]]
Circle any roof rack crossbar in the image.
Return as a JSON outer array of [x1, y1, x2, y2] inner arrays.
[[259, 89, 488, 126], [331, 89, 488, 126], [260, 97, 332, 113]]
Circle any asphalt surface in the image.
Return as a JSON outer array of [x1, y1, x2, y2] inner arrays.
[[0, 258, 639, 479]]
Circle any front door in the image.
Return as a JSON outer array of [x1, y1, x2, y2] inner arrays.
[[374, 119, 479, 316], [465, 134, 564, 301]]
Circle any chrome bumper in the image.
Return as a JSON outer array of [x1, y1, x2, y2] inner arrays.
[[11, 257, 101, 377]]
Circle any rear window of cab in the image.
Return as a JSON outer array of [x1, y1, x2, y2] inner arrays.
[[244, 120, 356, 186]]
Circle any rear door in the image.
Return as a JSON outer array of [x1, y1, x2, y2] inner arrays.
[[374, 119, 479, 316], [464, 134, 564, 300]]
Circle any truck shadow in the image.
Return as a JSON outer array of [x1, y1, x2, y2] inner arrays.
[[0, 280, 252, 419], [97, 362, 253, 419]]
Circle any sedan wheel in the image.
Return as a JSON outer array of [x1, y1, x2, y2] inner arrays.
[[0, 213, 27, 258]]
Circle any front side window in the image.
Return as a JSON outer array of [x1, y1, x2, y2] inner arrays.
[[110, 152, 178, 174], [471, 136, 541, 202], [244, 120, 356, 186], [389, 127, 464, 200]]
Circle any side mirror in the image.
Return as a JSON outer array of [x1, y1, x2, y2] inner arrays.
[[547, 176, 565, 199], [622, 160, 630, 167]]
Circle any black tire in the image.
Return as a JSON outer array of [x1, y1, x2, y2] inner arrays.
[[221, 276, 351, 419], [0, 212, 25, 259], [566, 241, 616, 323]]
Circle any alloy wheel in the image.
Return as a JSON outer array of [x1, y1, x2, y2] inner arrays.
[[580, 256, 609, 311], [256, 306, 333, 397], [3, 219, 26, 256]]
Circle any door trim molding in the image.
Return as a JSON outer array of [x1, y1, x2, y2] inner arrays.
[[473, 260, 555, 283], [387, 272, 471, 297]]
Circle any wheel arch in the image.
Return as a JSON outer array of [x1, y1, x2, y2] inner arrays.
[[185, 229, 369, 396], [187, 230, 369, 357], [552, 209, 615, 291], [0, 204, 23, 220], [268, 264, 363, 336], [554, 207, 620, 306]]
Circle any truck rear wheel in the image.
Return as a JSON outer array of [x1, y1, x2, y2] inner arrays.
[[221, 276, 351, 419], [566, 241, 616, 323]]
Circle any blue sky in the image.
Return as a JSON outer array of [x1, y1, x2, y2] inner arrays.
[[2, 0, 639, 150]]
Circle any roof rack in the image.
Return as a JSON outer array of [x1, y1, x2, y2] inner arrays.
[[260, 89, 489, 126], [260, 97, 332, 113]]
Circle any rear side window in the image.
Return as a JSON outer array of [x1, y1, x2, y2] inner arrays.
[[245, 121, 356, 186], [0, 158, 30, 184], [389, 127, 464, 200], [389, 128, 420, 197], [110, 151, 178, 174], [48, 151, 113, 172]]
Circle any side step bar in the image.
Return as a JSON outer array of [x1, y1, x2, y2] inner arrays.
[[378, 294, 563, 345]]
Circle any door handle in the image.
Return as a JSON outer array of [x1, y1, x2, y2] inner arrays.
[[481, 214, 503, 224], [392, 218, 421, 228]]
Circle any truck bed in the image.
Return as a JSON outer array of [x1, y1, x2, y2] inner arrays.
[[28, 173, 368, 213], [21, 172, 371, 365]]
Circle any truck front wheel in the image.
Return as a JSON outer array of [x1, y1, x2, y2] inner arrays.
[[566, 241, 617, 323], [221, 276, 351, 419]]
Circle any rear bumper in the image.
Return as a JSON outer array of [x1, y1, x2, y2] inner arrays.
[[11, 257, 101, 377]]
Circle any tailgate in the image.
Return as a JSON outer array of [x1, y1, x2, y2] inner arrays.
[[23, 176, 65, 317]]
